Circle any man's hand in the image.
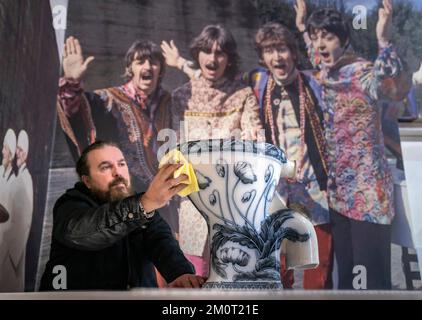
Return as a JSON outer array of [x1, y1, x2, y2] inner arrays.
[[376, 0, 393, 46], [140, 163, 188, 212], [161, 40, 185, 69], [168, 274, 205, 288], [413, 63, 422, 86], [294, 0, 307, 33], [63, 36, 95, 81]]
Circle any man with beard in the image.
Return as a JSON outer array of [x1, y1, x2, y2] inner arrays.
[[167, 25, 263, 277], [40, 141, 203, 290], [57, 37, 179, 234]]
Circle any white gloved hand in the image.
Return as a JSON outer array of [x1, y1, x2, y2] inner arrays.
[[413, 63, 422, 86]]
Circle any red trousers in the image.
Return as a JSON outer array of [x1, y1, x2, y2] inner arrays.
[[155, 269, 167, 288], [280, 223, 333, 289]]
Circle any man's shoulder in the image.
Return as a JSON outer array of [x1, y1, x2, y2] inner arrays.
[[242, 68, 269, 85], [158, 88, 171, 103], [301, 70, 320, 85], [231, 80, 255, 97], [92, 86, 128, 103], [160, 88, 171, 97], [172, 81, 193, 99], [339, 55, 372, 75], [247, 67, 269, 78], [91, 87, 114, 97], [54, 183, 96, 210], [83, 87, 114, 107]]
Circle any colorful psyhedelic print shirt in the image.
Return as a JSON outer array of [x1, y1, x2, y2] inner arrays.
[[245, 68, 330, 226], [171, 75, 263, 256], [307, 43, 411, 225]]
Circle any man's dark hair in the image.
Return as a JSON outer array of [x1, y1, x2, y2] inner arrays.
[[306, 8, 350, 47], [255, 22, 299, 65], [189, 24, 240, 80], [124, 40, 165, 81], [76, 141, 119, 178]]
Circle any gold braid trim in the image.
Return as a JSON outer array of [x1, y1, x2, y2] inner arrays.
[[184, 107, 243, 118]]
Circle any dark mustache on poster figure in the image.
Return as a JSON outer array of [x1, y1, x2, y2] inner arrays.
[[206, 62, 219, 71], [140, 70, 153, 80], [273, 62, 286, 69]]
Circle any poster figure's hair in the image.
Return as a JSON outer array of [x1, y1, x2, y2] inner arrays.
[[76, 141, 120, 178], [123, 40, 165, 82], [306, 8, 350, 47], [254, 22, 299, 65], [189, 24, 240, 80]]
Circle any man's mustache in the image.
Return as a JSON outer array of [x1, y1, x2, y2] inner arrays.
[[108, 176, 128, 188], [140, 70, 153, 78], [205, 62, 219, 70]]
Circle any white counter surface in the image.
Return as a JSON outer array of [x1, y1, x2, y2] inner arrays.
[[0, 289, 421, 300]]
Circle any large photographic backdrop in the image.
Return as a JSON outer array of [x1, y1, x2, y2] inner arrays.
[[0, 0, 421, 292], [0, 0, 59, 291]]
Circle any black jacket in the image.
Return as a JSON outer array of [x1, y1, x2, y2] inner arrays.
[[39, 182, 194, 290]]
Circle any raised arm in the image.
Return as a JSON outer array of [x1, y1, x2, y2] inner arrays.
[[161, 40, 200, 79], [52, 194, 150, 251], [63, 36, 95, 82], [56, 37, 105, 156], [59, 36, 95, 117], [376, 0, 393, 48], [294, 0, 316, 66], [362, 0, 411, 100], [294, 0, 309, 41]]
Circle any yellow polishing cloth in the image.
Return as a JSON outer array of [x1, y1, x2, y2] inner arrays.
[[158, 149, 199, 197]]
